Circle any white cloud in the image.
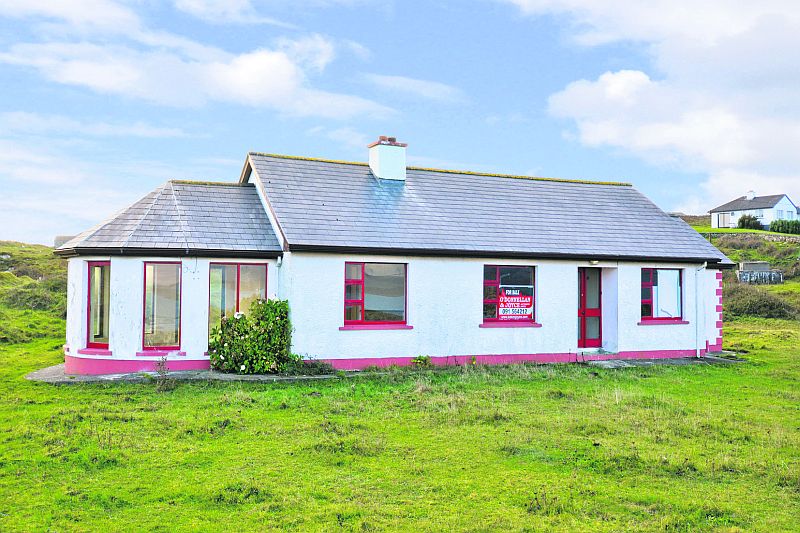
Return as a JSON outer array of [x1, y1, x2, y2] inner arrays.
[[0, 2, 390, 119], [0, 0, 139, 32], [363, 74, 466, 103], [276, 34, 336, 72], [307, 126, 370, 151], [173, 0, 294, 27], [507, 0, 800, 212], [0, 112, 189, 138]]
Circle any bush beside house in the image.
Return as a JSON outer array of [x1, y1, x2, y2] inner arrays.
[[769, 219, 800, 235], [209, 299, 298, 374], [737, 214, 763, 230]]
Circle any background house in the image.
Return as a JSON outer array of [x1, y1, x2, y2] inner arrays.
[[709, 191, 799, 229]]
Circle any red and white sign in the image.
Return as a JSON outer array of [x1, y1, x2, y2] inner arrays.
[[498, 287, 533, 320]]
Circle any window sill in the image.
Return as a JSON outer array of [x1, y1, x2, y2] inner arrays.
[[480, 322, 542, 328], [77, 348, 113, 356], [339, 324, 413, 331], [637, 319, 689, 326], [135, 350, 186, 357]]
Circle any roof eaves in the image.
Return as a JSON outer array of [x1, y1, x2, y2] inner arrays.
[[286, 243, 731, 266]]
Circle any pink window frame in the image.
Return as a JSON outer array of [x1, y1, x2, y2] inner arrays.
[[142, 261, 182, 352], [343, 262, 408, 325], [208, 262, 269, 314], [641, 268, 683, 321], [86, 260, 110, 349], [482, 265, 536, 323]]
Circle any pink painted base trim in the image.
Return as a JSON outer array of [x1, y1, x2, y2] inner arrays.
[[65, 355, 208, 375], [77, 348, 113, 356], [321, 349, 703, 370], [135, 350, 186, 357]]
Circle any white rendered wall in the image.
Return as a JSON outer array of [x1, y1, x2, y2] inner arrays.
[[65, 253, 721, 363], [65, 256, 277, 360], [284, 252, 714, 361]]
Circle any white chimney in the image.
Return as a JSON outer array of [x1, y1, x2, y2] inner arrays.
[[746, 190, 756, 200], [368, 136, 407, 181]]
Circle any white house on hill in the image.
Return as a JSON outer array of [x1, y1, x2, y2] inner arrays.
[[709, 191, 798, 229], [56, 136, 731, 375]]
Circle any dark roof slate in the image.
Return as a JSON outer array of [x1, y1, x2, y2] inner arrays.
[[709, 194, 790, 213], [247, 154, 730, 265], [56, 181, 281, 257]]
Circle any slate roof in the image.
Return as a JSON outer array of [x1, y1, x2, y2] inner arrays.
[[245, 153, 731, 265], [56, 181, 282, 257], [709, 194, 791, 213]]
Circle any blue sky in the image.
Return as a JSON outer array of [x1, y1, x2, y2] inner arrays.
[[1, 1, 798, 244]]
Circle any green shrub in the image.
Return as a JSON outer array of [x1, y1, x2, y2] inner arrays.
[[209, 299, 298, 374], [411, 355, 433, 368], [737, 214, 763, 230], [770, 219, 800, 235], [724, 283, 799, 319]]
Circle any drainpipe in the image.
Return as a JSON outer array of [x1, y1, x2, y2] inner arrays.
[[695, 261, 707, 357]]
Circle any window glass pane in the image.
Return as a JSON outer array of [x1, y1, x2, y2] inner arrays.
[[585, 317, 601, 340], [364, 263, 405, 321], [584, 268, 600, 309], [500, 266, 532, 286], [144, 263, 181, 347], [483, 303, 498, 319], [483, 285, 498, 300], [641, 303, 653, 317], [641, 286, 651, 300], [209, 265, 236, 333], [345, 283, 363, 301], [239, 264, 267, 314], [498, 286, 534, 320], [653, 269, 681, 318], [346, 263, 362, 280], [484, 265, 497, 282], [89, 264, 110, 344], [641, 269, 651, 283], [345, 305, 362, 321]]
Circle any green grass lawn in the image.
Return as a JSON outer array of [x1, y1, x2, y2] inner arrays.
[[1, 318, 799, 531], [690, 225, 786, 236]]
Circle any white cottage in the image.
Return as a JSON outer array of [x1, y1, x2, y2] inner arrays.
[[56, 137, 731, 375], [709, 191, 799, 229]]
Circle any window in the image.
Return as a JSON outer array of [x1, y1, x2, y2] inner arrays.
[[209, 263, 267, 332], [483, 265, 535, 321], [344, 262, 406, 323], [777, 209, 784, 219], [143, 262, 181, 350], [87, 261, 110, 348], [641, 268, 682, 320]]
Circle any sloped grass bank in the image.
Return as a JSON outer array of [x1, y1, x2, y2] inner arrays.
[[1, 318, 799, 531]]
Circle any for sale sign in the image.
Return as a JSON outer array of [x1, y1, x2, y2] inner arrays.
[[498, 287, 533, 320]]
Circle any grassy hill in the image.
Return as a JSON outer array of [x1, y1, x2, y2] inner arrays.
[[0, 241, 66, 343]]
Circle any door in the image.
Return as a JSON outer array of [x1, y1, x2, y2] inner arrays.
[[578, 268, 602, 348]]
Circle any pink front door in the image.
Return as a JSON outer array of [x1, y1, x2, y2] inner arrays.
[[578, 268, 602, 348]]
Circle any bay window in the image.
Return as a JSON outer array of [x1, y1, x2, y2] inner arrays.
[[344, 262, 406, 324], [143, 262, 181, 350], [87, 261, 110, 348], [483, 265, 535, 322], [641, 268, 682, 320], [209, 263, 267, 332]]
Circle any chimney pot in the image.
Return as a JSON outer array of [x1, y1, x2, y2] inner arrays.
[[746, 190, 756, 200], [368, 135, 407, 181]]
